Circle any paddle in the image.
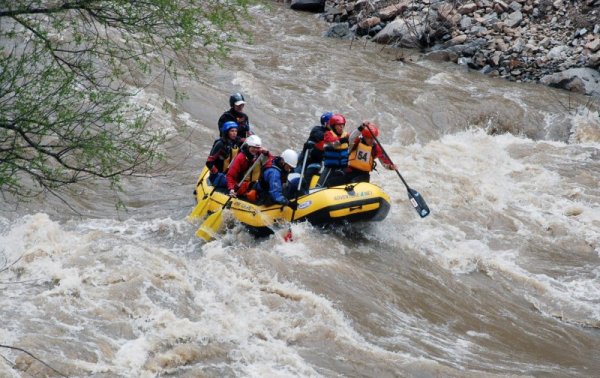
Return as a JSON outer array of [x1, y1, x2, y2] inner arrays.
[[363, 125, 430, 218], [187, 168, 212, 220], [189, 183, 219, 221], [196, 154, 264, 241], [188, 141, 247, 220], [284, 148, 310, 242]]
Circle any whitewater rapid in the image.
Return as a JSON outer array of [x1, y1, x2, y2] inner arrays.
[[2, 3, 600, 377]]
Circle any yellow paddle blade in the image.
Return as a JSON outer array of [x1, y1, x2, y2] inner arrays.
[[187, 201, 205, 221], [187, 197, 210, 221], [195, 209, 223, 241]]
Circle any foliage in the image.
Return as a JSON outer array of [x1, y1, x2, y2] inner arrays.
[[0, 0, 255, 203]]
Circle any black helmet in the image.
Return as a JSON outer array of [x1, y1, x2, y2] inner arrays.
[[229, 92, 245, 107]]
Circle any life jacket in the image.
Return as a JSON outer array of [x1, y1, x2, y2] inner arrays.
[[233, 153, 261, 197], [209, 138, 240, 172], [242, 148, 262, 183], [323, 130, 349, 168], [348, 139, 374, 172], [223, 144, 239, 171], [258, 157, 287, 192]]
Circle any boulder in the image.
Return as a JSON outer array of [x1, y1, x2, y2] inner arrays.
[[290, 0, 325, 13], [588, 52, 600, 67], [458, 3, 478, 15], [438, 3, 455, 23], [372, 18, 424, 47], [324, 22, 352, 39], [505, 10, 523, 28], [540, 68, 600, 96], [358, 16, 381, 30], [378, 1, 409, 21], [584, 39, 600, 52], [444, 34, 468, 47]]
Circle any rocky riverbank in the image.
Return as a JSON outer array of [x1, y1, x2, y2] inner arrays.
[[301, 0, 600, 96]]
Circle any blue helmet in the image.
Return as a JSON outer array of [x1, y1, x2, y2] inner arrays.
[[221, 121, 238, 134], [320, 111, 333, 126]]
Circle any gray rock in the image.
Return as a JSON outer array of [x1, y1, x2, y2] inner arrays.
[[587, 51, 600, 65], [585, 39, 600, 52], [495, 0, 509, 12], [547, 45, 568, 59], [423, 49, 458, 62], [460, 38, 489, 55], [458, 3, 478, 15], [491, 51, 503, 65], [539, 37, 551, 48], [509, 1, 523, 11], [372, 18, 423, 47], [505, 11, 523, 28], [377, 2, 409, 21], [460, 15, 472, 29], [437, 3, 456, 24], [483, 12, 500, 25], [444, 34, 468, 47], [540, 68, 600, 96], [481, 64, 494, 74], [324, 22, 352, 39], [512, 38, 526, 53], [320, 0, 599, 96]]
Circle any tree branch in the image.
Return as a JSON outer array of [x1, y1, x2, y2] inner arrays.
[[0, 344, 68, 377]]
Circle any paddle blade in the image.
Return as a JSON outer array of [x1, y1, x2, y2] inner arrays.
[[195, 210, 223, 241], [283, 228, 293, 242], [187, 198, 209, 221], [407, 188, 430, 218]]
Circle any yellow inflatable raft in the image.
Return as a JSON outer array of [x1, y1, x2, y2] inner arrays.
[[192, 167, 391, 237]]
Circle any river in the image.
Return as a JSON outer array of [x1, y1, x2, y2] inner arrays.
[[1, 3, 599, 377]]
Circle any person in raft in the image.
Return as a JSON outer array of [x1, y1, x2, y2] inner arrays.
[[218, 92, 252, 139], [343, 121, 396, 183], [315, 113, 350, 188], [255, 149, 300, 210], [226, 134, 266, 199], [204, 121, 244, 191], [297, 111, 334, 190]]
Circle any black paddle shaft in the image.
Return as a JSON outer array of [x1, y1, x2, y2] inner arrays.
[[289, 147, 311, 228], [362, 125, 430, 218]]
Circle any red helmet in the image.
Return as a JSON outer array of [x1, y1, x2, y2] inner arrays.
[[361, 123, 379, 138], [329, 114, 346, 127]]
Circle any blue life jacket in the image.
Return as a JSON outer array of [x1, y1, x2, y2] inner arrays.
[[323, 131, 349, 168]]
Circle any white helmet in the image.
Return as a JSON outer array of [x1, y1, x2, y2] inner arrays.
[[281, 149, 298, 168], [245, 135, 262, 148], [287, 172, 301, 182]]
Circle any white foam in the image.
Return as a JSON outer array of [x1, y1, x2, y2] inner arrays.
[[6, 213, 428, 375], [375, 129, 600, 325], [115, 336, 151, 372], [424, 72, 454, 85], [569, 107, 600, 144]]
